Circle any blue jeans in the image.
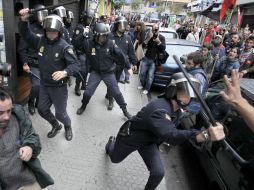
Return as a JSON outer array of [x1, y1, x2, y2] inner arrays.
[[139, 57, 155, 91]]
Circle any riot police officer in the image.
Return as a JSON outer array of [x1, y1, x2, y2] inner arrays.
[[76, 22, 132, 119], [63, 10, 75, 42], [19, 8, 79, 141], [18, 4, 47, 115], [72, 9, 95, 96], [106, 16, 137, 110], [53, 6, 71, 44], [105, 72, 225, 190]]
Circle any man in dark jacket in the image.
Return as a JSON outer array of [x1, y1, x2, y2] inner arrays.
[[105, 16, 137, 110], [105, 72, 225, 190], [76, 22, 132, 119], [0, 87, 54, 190], [18, 4, 46, 115], [138, 23, 166, 95], [19, 8, 79, 141]]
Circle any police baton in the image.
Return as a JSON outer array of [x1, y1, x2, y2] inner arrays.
[[28, 0, 80, 14], [29, 71, 41, 80], [173, 55, 248, 164]]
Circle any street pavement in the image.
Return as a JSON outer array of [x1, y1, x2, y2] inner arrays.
[[30, 75, 206, 190]]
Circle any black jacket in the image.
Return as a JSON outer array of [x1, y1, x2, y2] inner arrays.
[[18, 21, 44, 67], [109, 32, 137, 66], [144, 34, 166, 61], [19, 20, 79, 87], [82, 38, 130, 74], [129, 98, 199, 145]]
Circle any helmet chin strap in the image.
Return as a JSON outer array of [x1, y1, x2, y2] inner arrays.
[[175, 99, 190, 108]]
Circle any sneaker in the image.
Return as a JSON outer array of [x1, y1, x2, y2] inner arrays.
[[142, 90, 149, 95], [137, 86, 143, 90]]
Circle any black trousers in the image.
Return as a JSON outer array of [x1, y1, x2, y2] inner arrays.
[[106, 64, 125, 98], [107, 132, 165, 190], [29, 67, 40, 99], [75, 54, 88, 87], [81, 71, 127, 109], [38, 84, 71, 126]]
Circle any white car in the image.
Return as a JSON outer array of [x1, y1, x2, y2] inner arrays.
[[144, 23, 178, 40]]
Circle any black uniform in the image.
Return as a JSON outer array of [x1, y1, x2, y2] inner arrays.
[[18, 21, 44, 110], [62, 26, 71, 44], [72, 24, 94, 93], [106, 98, 199, 189], [77, 38, 131, 113], [108, 32, 137, 80], [19, 20, 79, 133]]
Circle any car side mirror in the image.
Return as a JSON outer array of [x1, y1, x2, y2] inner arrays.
[[180, 55, 187, 63]]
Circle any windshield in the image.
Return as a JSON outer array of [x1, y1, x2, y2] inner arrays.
[[165, 44, 200, 64], [160, 32, 177, 39]]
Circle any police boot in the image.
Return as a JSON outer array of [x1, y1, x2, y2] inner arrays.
[[107, 98, 114, 111], [76, 104, 87, 115], [64, 125, 73, 141], [105, 136, 116, 155], [122, 108, 132, 119], [35, 97, 39, 108], [28, 99, 35, 115], [47, 120, 62, 138], [81, 82, 86, 90], [74, 84, 81, 96]]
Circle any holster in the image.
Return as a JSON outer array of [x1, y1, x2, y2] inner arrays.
[[118, 121, 131, 137]]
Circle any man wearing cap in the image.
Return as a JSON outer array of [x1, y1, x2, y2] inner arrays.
[[211, 35, 226, 60], [105, 72, 225, 190], [0, 87, 54, 190], [19, 8, 79, 141]]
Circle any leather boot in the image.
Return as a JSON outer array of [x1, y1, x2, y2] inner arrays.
[[81, 82, 86, 90], [107, 98, 114, 111], [64, 125, 73, 141], [47, 121, 62, 138], [76, 104, 87, 115], [105, 136, 116, 155], [74, 84, 81, 96], [35, 97, 39, 108], [28, 98, 35, 115], [122, 108, 132, 119]]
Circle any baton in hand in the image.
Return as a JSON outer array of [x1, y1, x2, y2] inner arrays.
[[29, 71, 41, 80], [173, 54, 248, 164], [28, 0, 80, 14]]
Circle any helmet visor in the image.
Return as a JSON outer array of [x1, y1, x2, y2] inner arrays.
[[43, 17, 63, 31], [175, 78, 200, 99], [37, 10, 48, 23]]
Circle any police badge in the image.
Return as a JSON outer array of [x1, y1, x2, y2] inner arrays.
[[91, 48, 96, 55]]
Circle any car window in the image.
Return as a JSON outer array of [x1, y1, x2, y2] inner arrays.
[[206, 82, 254, 161], [165, 44, 200, 63], [160, 32, 177, 39], [223, 109, 254, 161]]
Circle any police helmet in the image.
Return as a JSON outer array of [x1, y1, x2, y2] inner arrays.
[[113, 16, 128, 31], [53, 6, 67, 18], [94, 22, 110, 36], [32, 4, 48, 23], [43, 14, 64, 32], [162, 72, 200, 99], [80, 9, 95, 25], [66, 10, 74, 19]]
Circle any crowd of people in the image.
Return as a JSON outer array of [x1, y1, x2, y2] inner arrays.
[[175, 20, 254, 81], [1, 4, 254, 190]]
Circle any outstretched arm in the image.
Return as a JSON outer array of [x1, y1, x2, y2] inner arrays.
[[220, 70, 254, 132]]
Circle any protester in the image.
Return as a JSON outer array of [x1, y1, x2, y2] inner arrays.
[[0, 87, 54, 190]]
